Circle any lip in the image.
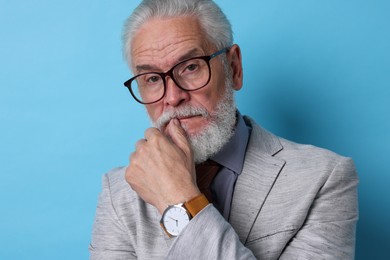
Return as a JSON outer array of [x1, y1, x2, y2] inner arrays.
[[161, 115, 202, 132], [177, 115, 195, 121], [177, 115, 202, 124], [161, 116, 193, 128]]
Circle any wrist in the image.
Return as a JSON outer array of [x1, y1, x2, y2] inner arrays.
[[160, 193, 209, 237], [184, 193, 209, 218], [158, 187, 201, 214]]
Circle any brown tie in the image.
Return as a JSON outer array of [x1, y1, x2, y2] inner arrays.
[[195, 160, 221, 203]]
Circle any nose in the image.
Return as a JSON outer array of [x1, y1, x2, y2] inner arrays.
[[163, 77, 190, 107]]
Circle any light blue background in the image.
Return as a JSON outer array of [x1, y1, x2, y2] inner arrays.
[[0, 0, 389, 259]]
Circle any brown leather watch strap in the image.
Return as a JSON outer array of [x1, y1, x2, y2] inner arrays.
[[184, 193, 209, 217]]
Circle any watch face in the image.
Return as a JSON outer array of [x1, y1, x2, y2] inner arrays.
[[162, 205, 190, 237]]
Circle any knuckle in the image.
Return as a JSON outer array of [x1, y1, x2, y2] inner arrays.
[[129, 151, 136, 162], [135, 139, 144, 149], [125, 166, 134, 182], [145, 127, 162, 141], [137, 144, 147, 156]]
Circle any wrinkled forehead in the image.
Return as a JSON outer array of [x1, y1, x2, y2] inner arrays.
[[129, 16, 214, 72]]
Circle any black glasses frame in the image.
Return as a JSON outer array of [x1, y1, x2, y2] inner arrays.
[[124, 47, 229, 104]]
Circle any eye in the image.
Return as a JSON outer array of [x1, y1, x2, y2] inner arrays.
[[145, 75, 162, 84], [185, 63, 199, 72]]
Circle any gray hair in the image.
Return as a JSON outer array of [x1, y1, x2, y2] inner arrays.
[[122, 0, 233, 65]]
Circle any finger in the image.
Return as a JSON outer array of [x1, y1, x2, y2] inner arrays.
[[135, 137, 148, 151], [165, 118, 192, 157], [144, 127, 162, 142]]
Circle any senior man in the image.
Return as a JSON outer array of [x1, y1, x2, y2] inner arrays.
[[90, 0, 359, 259]]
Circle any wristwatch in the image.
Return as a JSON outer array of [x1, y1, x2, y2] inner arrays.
[[160, 193, 209, 237]]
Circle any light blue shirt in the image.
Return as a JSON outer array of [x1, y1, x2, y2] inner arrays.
[[210, 111, 251, 220]]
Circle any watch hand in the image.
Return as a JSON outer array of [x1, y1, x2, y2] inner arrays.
[[168, 216, 179, 227]]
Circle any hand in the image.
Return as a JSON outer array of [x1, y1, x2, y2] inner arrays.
[[125, 118, 200, 214]]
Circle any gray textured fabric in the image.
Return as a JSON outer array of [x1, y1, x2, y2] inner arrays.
[[90, 116, 358, 259]]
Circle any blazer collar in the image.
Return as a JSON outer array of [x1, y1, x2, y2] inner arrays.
[[229, 116, 286, 244]]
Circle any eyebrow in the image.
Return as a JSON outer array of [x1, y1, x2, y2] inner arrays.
[[135, 48, 203, 73]]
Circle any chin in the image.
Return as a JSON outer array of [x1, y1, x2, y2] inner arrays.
[[181, 120, 210, 137]]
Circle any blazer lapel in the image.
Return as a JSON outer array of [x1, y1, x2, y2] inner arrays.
[[229, 117, 286, 244]]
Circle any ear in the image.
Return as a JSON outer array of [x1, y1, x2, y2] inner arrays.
[[227, 44, 243, 91]]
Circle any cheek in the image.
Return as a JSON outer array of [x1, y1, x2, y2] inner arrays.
[[200, 84, 225, 113], [204, 67, 228, 110], [146, 104, 163, 121]]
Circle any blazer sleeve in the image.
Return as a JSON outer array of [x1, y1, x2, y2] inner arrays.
[[167, 157, 358, 260], [89, 174, 136, 260], [279, 157, 359, 259], [166, 205, 256, 259]]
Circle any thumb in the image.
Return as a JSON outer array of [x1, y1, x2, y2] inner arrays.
[[166, 118, 192, 157]]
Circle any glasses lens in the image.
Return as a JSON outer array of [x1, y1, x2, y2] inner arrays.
[[131, 73, 165, 103], [173, 58, 210, 90]]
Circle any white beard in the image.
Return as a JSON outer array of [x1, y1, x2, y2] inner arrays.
[[152, 79, 236, 164]]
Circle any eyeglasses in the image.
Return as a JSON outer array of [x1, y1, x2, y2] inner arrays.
[[123, 48, 229, 104]]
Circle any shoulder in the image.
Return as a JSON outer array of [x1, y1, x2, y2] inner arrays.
[[103, 166, 128, 191], [104, 166, 126, 183], [244, 115, 356, 176], [100, 166, 139, 204], [100, 166, 160, 225], [279, 137, 351, 167]]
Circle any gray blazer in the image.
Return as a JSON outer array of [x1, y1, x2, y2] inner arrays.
[[90, 116, 358, 259]]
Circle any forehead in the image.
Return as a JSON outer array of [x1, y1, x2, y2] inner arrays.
[[130, 16, 212, 72]]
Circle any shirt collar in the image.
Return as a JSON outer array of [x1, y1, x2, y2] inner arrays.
[[211, 111, 250, 175]]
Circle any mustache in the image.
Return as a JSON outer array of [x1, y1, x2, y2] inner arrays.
[[153, 105, 210, 130]]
